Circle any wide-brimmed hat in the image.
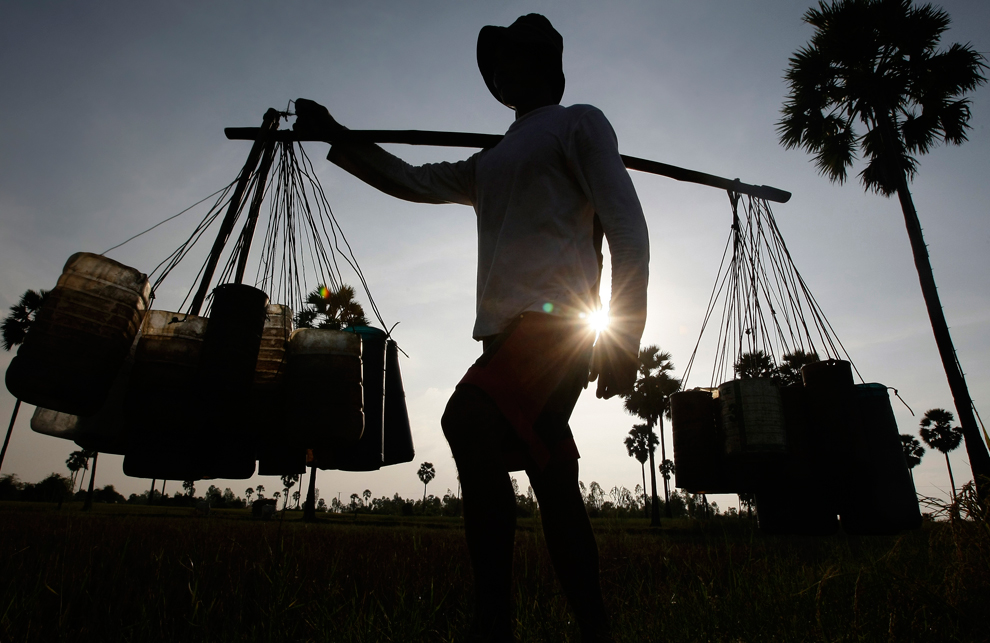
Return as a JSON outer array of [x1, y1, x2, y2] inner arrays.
[[477, 14, 565, 106]]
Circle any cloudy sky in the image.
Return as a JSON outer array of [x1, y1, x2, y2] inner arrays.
[[1, 0, 988, 510]]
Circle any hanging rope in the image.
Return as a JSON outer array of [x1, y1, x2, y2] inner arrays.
[[680, 192, 858, 390]]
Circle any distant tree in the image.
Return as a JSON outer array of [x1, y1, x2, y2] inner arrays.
[[244, 487, 254, 503], [183, 480, 196, 498], [362, 489, 371, 504], [734, 350, 777, 380], [205, 485, 222, 506], [1, 289, 48, 351], [295, 284, 369, 330], [624, 423, 657, 518], [659, 459, 675, 494], [738, 492, 755, 520], [317, 498, 327, 512], [0, 473, 23, 500], [778, 0, 990, 497], [900, 434, 926, 485], [280, 474, 299, 511], [255, 484, 265, 499], [623, 346, 680, 523], [776, 349, 820, 386], [920, 408, 963, 502], [273, 491, 281, 504], [65, 450, 89, 492], [222, 488, 237, 507], [417, 462, 436, 502], [292, 490, 301, 509]]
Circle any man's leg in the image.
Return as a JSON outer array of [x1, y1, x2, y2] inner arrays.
[[441, 385, 517, 641], [527, 459, 612, 642]]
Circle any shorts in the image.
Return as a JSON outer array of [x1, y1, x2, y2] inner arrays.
[[457, 311, 595, 472]]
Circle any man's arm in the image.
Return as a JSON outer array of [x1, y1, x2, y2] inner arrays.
[[294, 98, 476, 206], [569, 107, 650, 398]]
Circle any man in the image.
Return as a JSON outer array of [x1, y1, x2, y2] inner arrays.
[[296, 14, 649, 642]]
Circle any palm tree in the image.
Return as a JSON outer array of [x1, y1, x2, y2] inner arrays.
[[624, 423, 657, 518], [1, 289, 48, 351], [295, 284, 369, 330], [919, 408, 963, 502], [280, 474, 299, 511], [417, 462, 436, 502], [778, 0, 990, 497], [256, 484, 265, 499], [1, 289, 48, 473], [776, 349, 820, 387], [900, 434, 925, 486], [65, 450, 89, 493], [623, 346, 680, 523]]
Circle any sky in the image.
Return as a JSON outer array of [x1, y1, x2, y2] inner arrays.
[[1, 0, 988, 511]]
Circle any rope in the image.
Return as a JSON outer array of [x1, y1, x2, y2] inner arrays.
[[680, 191, 858, 391]]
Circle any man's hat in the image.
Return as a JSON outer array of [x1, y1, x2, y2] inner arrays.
[[477, 14, 565, 106]]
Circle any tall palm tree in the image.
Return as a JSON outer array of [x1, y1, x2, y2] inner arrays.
[[919, 408, 963, 502], [623, 346, 680, 523], [1, 288, 48, 473], [65, 450, 89, 493], [417, 462, 435, 503], [900, 434, 925, 485], [624, 423, 658, 518], [295, 284, 369, 330], [778, 0, 990, 497]]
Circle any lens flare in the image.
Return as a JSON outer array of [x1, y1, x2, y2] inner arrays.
[[588, 308, 610, 333], [319, 286, 330, 299]]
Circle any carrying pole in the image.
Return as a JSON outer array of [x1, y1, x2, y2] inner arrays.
[[189, 108, 281, 315], [224, 127, 792, 204]]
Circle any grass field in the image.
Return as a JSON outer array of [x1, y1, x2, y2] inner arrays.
[[1, 501, 987, 642]]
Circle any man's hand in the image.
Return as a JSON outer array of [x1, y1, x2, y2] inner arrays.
[[589, 331, 639, 399], [293, 98, 345, 140]]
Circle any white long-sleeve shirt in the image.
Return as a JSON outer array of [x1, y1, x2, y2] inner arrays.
[[328, 104, 650, 342]]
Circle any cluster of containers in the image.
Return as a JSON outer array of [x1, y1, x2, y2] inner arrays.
[[670, 361, 922, 535], [7, 253, 414, 481]]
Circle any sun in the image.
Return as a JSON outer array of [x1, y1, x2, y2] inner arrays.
[[587, 307, 610, 333]]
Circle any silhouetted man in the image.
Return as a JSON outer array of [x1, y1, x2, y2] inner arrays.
[[296, 14, 649, 643]]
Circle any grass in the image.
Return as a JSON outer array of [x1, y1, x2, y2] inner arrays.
[[1, 501, 987, 642]]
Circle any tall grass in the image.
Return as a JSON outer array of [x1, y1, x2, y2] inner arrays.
[[1, 502, 986, 642]]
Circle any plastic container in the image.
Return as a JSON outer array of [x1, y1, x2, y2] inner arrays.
[[754, 384, 838, 535], [671, 389, 726, 493], [29, 331, 141, 455], [254, 304, 293, 387], [122, 311, 209, 480], [716, 378, 787, 456], [840, 383, 922, 534], [6, 252, 150, 415], [197, 284, 268, 393], [313, 326, 386, 471], [285, 328, 364, 448], [382, 339, 415, 466], [801, 359, 857, 507]]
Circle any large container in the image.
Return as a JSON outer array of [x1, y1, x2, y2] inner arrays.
[[801, 360, 857, 508], [314, 326, 387, 471], [671, 389, 727, 493], [254, 304, 293, 387], [716, 379, 787, 456], [382, 339, 415, 466], [285, 328, 364, 449], [122, 311, 209, 480], [839, 383, 922, 534], [29, 331, 141, 455], [6, 252, 150, 415], [754, 384, 838, 535]]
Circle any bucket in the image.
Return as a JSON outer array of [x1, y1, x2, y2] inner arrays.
[[801, 359, 857, 503], [382, 339, 415, 465], [840, 383, 922, 534], [754, 384, 838, 535], [29, 330, 141, 455], [285, 328, 364, 449], [313, 326, 386, 471], [671, 389, 727, 493], [6, 252, 150, 415], [122, 311, 209, 480]]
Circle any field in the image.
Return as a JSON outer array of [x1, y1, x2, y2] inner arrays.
[[1, 501, 987, 642]]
